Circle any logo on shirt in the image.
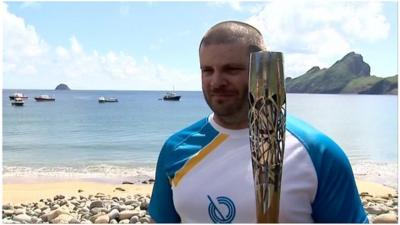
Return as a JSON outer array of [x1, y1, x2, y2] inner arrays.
[[207, 195, 236, 223]]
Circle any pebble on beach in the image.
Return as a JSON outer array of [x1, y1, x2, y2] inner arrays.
[[114, 187, 126, 192], [360, 192, 398, 223], [2, 188, 398, 223], [3, 191, 154, 224]]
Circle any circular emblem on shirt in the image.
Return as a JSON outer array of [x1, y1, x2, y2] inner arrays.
[[207, 195, 236, 223]]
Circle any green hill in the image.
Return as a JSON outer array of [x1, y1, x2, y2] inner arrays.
[[285, 52, 397, 95], [341, 76, 382, 93], [358, 75, 398, 94]]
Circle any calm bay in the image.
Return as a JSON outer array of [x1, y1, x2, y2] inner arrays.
[[3, 90, 397, 187]]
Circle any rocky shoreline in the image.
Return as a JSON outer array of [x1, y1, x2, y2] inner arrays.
[[2, 189, 398, 223], [361, 191, 398, 223], [3, 191, 152, 224]]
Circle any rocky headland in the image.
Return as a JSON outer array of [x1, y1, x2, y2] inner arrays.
[[286, 52, 398, 95], [55, 84, 71, 91]]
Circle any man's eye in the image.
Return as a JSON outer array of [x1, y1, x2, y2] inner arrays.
[[202, 69, 213, 74], [227, 68, 243, 74]]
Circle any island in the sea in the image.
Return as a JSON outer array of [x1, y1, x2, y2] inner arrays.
[[285, 52, 397, 95], [55, 83, 71, 91]]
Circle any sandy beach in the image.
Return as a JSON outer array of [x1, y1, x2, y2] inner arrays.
[[2, 179, 398, 223], [3, 179, 396, 204], [1, 179, 394, 204], [356, 180, 397, 196]]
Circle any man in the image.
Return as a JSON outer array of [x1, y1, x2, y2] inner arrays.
[[148, 21, 368, 223]]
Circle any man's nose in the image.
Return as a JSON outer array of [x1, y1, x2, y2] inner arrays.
[[211, 72, 227, 88]]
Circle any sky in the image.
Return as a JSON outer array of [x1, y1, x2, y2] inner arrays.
[[2, 1, 398, 91]]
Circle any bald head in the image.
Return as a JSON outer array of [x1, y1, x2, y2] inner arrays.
[[199, 21, 266, 54]]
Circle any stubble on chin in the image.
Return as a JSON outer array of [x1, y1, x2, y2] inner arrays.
[[206, 95, 249, 122]]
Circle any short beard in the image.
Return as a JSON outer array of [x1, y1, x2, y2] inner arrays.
[[203, 92, 249, 125]]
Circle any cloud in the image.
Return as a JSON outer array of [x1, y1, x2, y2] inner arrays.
[[208, 1, 263, 13], [3, 3, 49, 78], [70, 36, 83, 54], [247, 0, 391, 77], [227, 1, 242, 11], [20, 1, 41, 9], [3, 3, 200, 90]]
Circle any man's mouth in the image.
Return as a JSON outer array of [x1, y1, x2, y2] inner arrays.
[[211, 91, 236, 97]]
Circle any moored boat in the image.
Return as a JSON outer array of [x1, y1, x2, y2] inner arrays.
[[163, 91, 181, 101], [11, 97, 24, 106], [98, 96, 118, 103], [34, 95, 55, 101], [9, 93, 28, 100]]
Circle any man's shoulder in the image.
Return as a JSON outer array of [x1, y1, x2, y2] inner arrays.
[[286, 117, 367, 223], [287, 116, 333, 149], [286, 115, 351, 173], [158, 116, 219, 175], [163, 116, 213, 150]]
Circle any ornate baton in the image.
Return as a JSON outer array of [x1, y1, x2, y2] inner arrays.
[[248, 51, 286, 223]]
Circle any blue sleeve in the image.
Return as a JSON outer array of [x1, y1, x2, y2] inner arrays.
[[148, 142, 181, 223], [287, 116, 368, 223], [309, 133, 368, 223]]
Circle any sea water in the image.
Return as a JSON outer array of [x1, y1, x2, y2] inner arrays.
[[2, 90, 397, 187]]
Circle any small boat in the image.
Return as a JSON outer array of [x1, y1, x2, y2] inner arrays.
[[11, 97, 24, 106], [9, 92, 28, 100], [163, 91, 181, 101], [34, 95, 55, 101], [98, 96, 118, 103]]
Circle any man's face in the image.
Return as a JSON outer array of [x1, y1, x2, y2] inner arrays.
[[200, 42, 249, 120]]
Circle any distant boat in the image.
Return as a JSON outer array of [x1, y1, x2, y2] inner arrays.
[[34, 95, 55, 102], [98, 96, 118, 103], [9, 93, 28, 100], [163, 91, 181, 101], [163, 87, 181, 101], [11, 97, 24, 106]]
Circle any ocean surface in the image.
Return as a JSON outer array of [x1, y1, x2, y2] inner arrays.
[[3, 90, 398, 187]]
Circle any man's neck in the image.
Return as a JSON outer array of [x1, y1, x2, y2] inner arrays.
[[213, 114, 248, 130]]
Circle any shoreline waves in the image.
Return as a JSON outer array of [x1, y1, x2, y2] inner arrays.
[[3, 166, 155, 185], [4, 160, 397, 188], [352, 161, 398, 189]]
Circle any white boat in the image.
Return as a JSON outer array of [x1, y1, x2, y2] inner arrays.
[[9, 92, 28, 100], [98, 96, 118, 103], [11, 97, 24, 106]]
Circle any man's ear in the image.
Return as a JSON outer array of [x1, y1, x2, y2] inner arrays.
[[249, 45, 263, 54]]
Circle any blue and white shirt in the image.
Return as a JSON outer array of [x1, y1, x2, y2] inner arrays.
[[149, 114, 368, 223]]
